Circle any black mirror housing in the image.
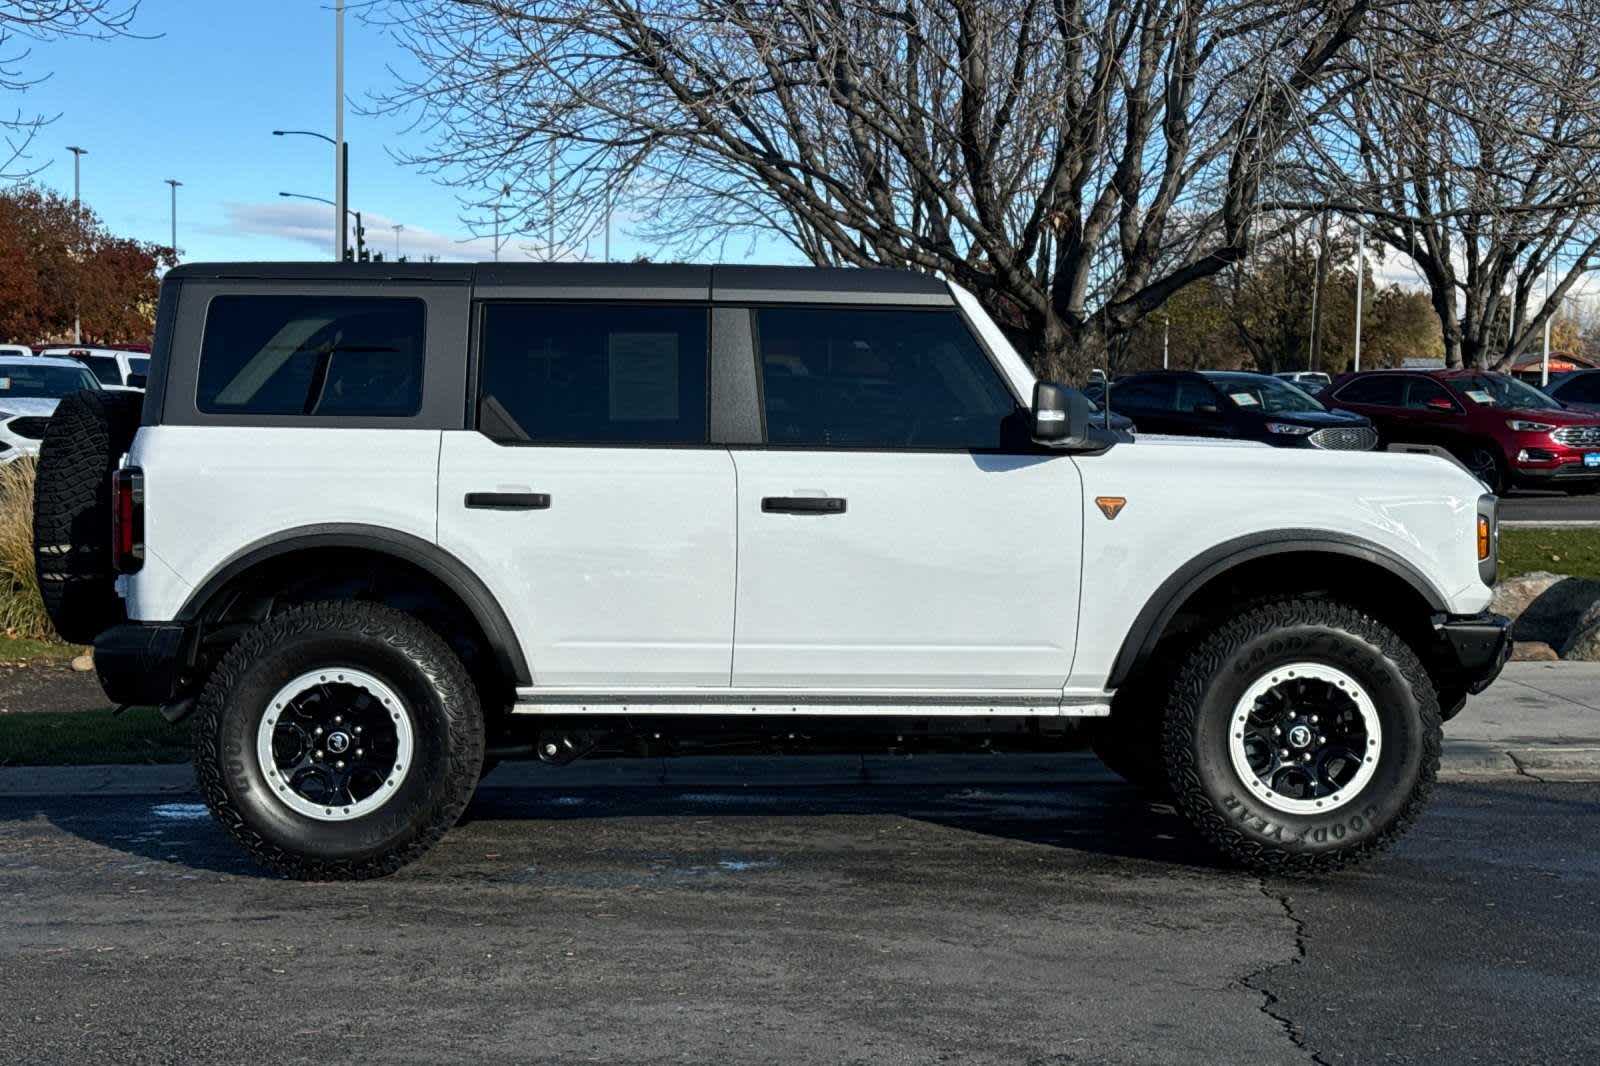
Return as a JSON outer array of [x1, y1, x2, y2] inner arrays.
[[1031, 381, 1098, 449]]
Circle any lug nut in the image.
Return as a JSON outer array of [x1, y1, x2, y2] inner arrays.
[[1280, 748, 1290, 758], [1272, 727, 1282, 736], [355, 748, 364, 757], [336, 760, 345, 769], [1302, 753, 1312, 763], [334, 715, 343, 725], [314, 750, 323, 759], [1311, 715, 1320, 724], [354, 726, 363, 735], [1318, 735, 1326, 744], [314, 727, 323, 736]]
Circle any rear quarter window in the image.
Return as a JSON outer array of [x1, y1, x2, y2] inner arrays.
[[196, 295, 426, 417]]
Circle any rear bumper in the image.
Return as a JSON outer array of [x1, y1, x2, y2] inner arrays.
[[1431, 611, 1512, 696], [93, 622, 196, 707]]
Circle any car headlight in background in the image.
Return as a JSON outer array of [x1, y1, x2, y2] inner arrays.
[[1265, 422, 1316, 435], [1507, 419, 1556, 432]]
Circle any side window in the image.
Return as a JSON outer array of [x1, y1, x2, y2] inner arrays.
[[1107, 378, 1175, 413], [1174, 379, 1220, 413], [1404, 377, 1455, 410], [754, 307, 1018, 449], [477, 303, 708, 445], [197, 295, 426, 417], [86, 356, 121, 386], [1335, 376, 1403, 406], [1559, 375, 1600, 404]]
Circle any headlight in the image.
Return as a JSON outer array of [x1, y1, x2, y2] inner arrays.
[[1265, 422, 1316, 436], [1507, 419, 1555, 432]]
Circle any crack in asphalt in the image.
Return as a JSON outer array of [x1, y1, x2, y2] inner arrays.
[[1239, 881, 1332, 1066], [1506, 750, 1549, 783]]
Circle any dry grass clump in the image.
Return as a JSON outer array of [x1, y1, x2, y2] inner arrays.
[[0, 458, 57, 641]]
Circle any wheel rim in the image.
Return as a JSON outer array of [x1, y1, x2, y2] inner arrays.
[[1465, 448, 1499, 486], [1227, 662, 1381, 815], [256, 668, 413, 822]]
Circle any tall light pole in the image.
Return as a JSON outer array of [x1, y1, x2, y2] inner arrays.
[[66, 145, 87, 343], [334, 0, 347, 262], [1352, 220, 1365, 373], [392, 223, 404, 260], [1543, 260, 1555, 387], [274, 130, 349, 260], [164, 179, 182, 260]]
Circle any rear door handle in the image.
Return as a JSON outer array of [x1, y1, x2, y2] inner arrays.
[[762, 496, 846, 515], [466, 492, 550, 511]]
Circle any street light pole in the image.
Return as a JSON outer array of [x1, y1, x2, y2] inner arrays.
[[1352, 220, 1365, 373], [66, 145, 87, 344], [274, 130, 349, 260], [164, 179, 182, 260], [334, 0, 347, 263], [1162, 314, 1170, 370], [392, 223, 403, 260]]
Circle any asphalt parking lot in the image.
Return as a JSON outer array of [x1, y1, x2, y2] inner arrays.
[[1499, 487, 1600, 524], [2, 768, 1596, 1065]]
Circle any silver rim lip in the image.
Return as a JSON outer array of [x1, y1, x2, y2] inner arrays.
[[256, 668, 414, 822], [1228, 661, 1382, 815]]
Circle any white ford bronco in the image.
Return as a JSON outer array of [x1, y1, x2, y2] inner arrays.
[[33, 262, 1509, 880]]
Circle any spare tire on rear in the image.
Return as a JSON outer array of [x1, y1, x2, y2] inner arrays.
[[33, 389, 144, 643]]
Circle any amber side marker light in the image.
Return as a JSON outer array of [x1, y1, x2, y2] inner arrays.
[[1478, 515, 1491, 560], [1096, 496, 1128, 520]]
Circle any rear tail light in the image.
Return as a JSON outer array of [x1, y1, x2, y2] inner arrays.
[[111, 467, 144, 574]]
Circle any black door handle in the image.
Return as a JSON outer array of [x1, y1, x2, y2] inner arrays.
[[762, 496, 846, 515], [466, 492, 550, 510]]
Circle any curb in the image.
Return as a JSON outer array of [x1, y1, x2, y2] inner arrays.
[[3, 744, 1597, 799], [1499, 519, 1600, 529]]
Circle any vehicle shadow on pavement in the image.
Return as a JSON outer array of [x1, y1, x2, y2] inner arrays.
[[2, 779, 1226, 879]]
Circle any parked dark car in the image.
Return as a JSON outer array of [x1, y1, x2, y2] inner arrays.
[[1543, 369, 1600, 414], [1324, 368, 1600, 493], [1095, 370, 1378, 449]]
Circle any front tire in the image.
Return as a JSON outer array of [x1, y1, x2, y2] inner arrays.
[[1456, 442, 1507, 494], [193, 601, 484, 880], [1161, 598, 1441, 875]]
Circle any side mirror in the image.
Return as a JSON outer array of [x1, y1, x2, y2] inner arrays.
[[1032, 381, 1096, 449], [126, 373, 148, 390]]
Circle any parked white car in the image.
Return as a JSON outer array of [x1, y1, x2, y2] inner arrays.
[[0, 343, 35, 359], [31, 262, 1510, 881], [0, 355, 101, 463], [38, 346, 150, 392]]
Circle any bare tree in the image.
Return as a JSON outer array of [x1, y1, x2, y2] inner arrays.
[[1, 1, 142, 179], [370, 0, 1427, 379], [1282, 0, 1600, 369]]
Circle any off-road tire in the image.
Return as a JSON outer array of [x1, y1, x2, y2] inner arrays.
[[32, 389, 143, 643], [193, 601, 485, 880], [1162, 597, 1441, 875]]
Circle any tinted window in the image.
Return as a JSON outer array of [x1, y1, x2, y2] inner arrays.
[[0, 362, 99, 397], [1174, 378, 1221, 413], [1209, 374, 1323, 413], [755, 307, 1017, 449], [198, 296, 425, 417], [478, 303, 708, 444], [1335, 376, 1404, 406], [1107, 378, 1176, 413], [1455, 373, 1562, 411], [129, 357, 150, 377], [86, 356, 121, 386], [1555, 373, 1600, 404], [1403, 377, 1456, 410]]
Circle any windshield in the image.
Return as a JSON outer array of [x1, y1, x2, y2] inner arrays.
[[1208, 374, 1325, 414], [0, 363, 99, 398], [1455, 373, 1563, 411]]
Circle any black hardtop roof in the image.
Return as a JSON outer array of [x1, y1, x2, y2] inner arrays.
[[163, 261, 952, 304]]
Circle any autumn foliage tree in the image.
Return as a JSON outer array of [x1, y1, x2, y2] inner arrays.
[[0, 183, 170, 344]]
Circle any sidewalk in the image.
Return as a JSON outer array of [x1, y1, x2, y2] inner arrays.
[[2, 662, 1596, 798]]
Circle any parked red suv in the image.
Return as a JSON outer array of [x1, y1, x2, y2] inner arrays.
[[1325, 369, 1600, 493]]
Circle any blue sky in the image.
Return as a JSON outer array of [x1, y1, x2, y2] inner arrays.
[[13, 0, 799, 266]]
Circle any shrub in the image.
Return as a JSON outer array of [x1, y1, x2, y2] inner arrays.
[[0, 457, 57, 640]]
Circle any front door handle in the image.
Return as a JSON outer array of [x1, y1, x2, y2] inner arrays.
[[762, 496, 846, 515], [466, 492, 550, 510]]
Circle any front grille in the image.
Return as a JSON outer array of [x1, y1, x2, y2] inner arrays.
[[1309, 426, 1378, 451], [5, 416, 49, 440], [1553, 426, 1600, 447]]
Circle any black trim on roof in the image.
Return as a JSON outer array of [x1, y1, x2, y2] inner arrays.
[[162, 261, 952, 303]]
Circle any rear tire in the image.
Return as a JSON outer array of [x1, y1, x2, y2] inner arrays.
[[193, 601, 484, 880], [1162, 597, 1440, 875], [32, 389, 143, 643]]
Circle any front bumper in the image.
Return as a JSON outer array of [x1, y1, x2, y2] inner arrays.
[[93, 622, 196, 708], [1431, 611, 1512, 696]]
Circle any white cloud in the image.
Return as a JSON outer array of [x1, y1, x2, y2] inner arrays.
[[218, 200, 558, 262]]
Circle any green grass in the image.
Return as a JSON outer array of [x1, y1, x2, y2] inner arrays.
[[0, 708, 189, 766], [1499, 527, 1600, 581], [0, 634, 82, 663]]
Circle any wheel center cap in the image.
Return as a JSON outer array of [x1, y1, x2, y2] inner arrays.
[[326, 731, 351, 755], [1287, 724, 1314, 749]]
